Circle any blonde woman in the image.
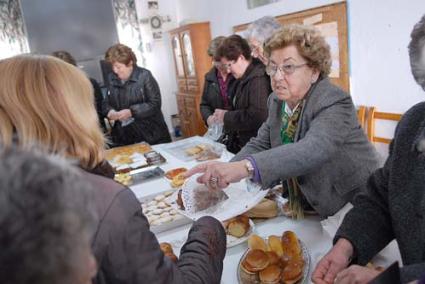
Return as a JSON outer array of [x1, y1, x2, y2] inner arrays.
[[0, 55, 226, 284]]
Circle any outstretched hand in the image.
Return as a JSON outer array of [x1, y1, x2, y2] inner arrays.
[[184, 160, 250, 189]]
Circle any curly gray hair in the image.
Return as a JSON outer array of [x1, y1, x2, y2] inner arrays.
[[409, 14, 425, 91], [245, 16, 281, 44], [0, 147, 97, 284]]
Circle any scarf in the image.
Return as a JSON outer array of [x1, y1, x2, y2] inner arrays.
[[280, 101, 305, 219]]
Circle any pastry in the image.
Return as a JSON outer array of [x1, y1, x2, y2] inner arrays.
[[165, 167, 187, 180], [259, 264, 282, 284], [154, 194, 165, 201], [245, 198, 278, 218], [281, 259, 304, 284], [241, 249, 269, 273], [185, 146, 203, 156], [248, 234, 268, 252], [265, 251, 280, 266], [281, 231, 302, 259], [159, 242, 178, 263], [227, 215, 250, 238], [268, 235, 284, 257], [159, 242, 173, 254], [171, 173, 186, 188], [176, 189, 185, 210]]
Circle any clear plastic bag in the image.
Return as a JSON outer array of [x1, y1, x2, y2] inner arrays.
[[204, 122, 223, 141], [181, 174, 229, 214]]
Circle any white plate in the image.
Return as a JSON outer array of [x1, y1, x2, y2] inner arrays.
[[165, 177, 268, 222], [227, 219, 255, 248]]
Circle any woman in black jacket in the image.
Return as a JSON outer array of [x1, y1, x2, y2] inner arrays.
[[200, 36, 236, 126], [214, 35, 272, 153], [103, 44, 171, 146]]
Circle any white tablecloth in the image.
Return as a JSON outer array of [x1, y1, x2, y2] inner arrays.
[[129, 136, 399, 283]]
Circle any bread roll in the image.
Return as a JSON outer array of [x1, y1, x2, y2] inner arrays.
[[281, 231, 301, 259], [248, 234, 268, 251], [268, 235, 284, 257], [245, 198, 278, 218], [227, 215, 250, 238]]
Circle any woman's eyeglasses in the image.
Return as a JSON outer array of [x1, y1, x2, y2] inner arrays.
[[266, 63, 307, 76]]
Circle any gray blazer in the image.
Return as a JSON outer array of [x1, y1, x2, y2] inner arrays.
[[232, 78, 380, 217]]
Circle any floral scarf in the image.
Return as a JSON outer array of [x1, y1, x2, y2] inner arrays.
[[280, 101, 305, 219]]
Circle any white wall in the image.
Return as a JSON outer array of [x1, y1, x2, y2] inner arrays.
[[140, 0, 425, 140], [135, 0, 179, 132], [172, 0, 425, 157]]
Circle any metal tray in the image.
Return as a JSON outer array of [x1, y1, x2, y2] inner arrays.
[[138, 190, 192, 234]]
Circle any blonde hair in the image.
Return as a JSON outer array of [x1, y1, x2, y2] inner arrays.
[[264, 24, 332, 76], [0, 55, 105, 169]]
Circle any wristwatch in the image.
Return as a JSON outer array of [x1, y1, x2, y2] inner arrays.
[[245, 160, 255, 179]]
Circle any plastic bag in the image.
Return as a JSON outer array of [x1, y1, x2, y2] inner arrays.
[[181, 174, 229, 213], [204, 122, 223, 141]]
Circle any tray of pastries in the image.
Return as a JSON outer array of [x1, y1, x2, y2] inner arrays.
[[238, 231, 310, 284], [160, 136, 225, 162], [107, 147, 166, 174], [105, 142, 152, 160], [114, 166, 165, 186], [139, 190, 192, 234]]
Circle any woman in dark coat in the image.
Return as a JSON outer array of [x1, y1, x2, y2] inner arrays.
[[200, 36, 236, 126], [313, 14, 425, 284], [214, 35, 272, 153], [103, 43, 171, 146], [0, 55, 227, 284]]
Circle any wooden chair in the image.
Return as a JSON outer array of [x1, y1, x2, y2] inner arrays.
[[367, 107, 402, 144], [356, 105, 367, 130]]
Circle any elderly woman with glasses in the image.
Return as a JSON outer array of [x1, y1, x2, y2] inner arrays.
[[200, 36, 236, 127], [245, 16, 281, 65], [212, 34, 272, 153], [186, 24, 379, 219]]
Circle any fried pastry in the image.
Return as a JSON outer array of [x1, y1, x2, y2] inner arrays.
[[241, 249, 269, 273], [248, 234, 268, 252], [281, 231, 302, 259], [259, 264, 282, 284], [227, 215, 250, 238]]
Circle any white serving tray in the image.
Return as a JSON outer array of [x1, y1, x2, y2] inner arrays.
[[139, 190, 192, 234]]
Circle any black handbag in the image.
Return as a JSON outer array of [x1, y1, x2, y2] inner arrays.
[[217, 131, 241, 154]]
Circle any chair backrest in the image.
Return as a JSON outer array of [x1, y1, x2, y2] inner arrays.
[[356, 105, 367, 130], [367, 107, 402, 144]]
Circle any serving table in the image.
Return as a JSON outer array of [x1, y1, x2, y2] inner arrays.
[[128, 136, 397, 284]]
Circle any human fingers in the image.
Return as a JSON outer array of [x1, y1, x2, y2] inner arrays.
[[312, 258, 331, 283], [184, 164, 208, 178], [323, 261, 343, 284]]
